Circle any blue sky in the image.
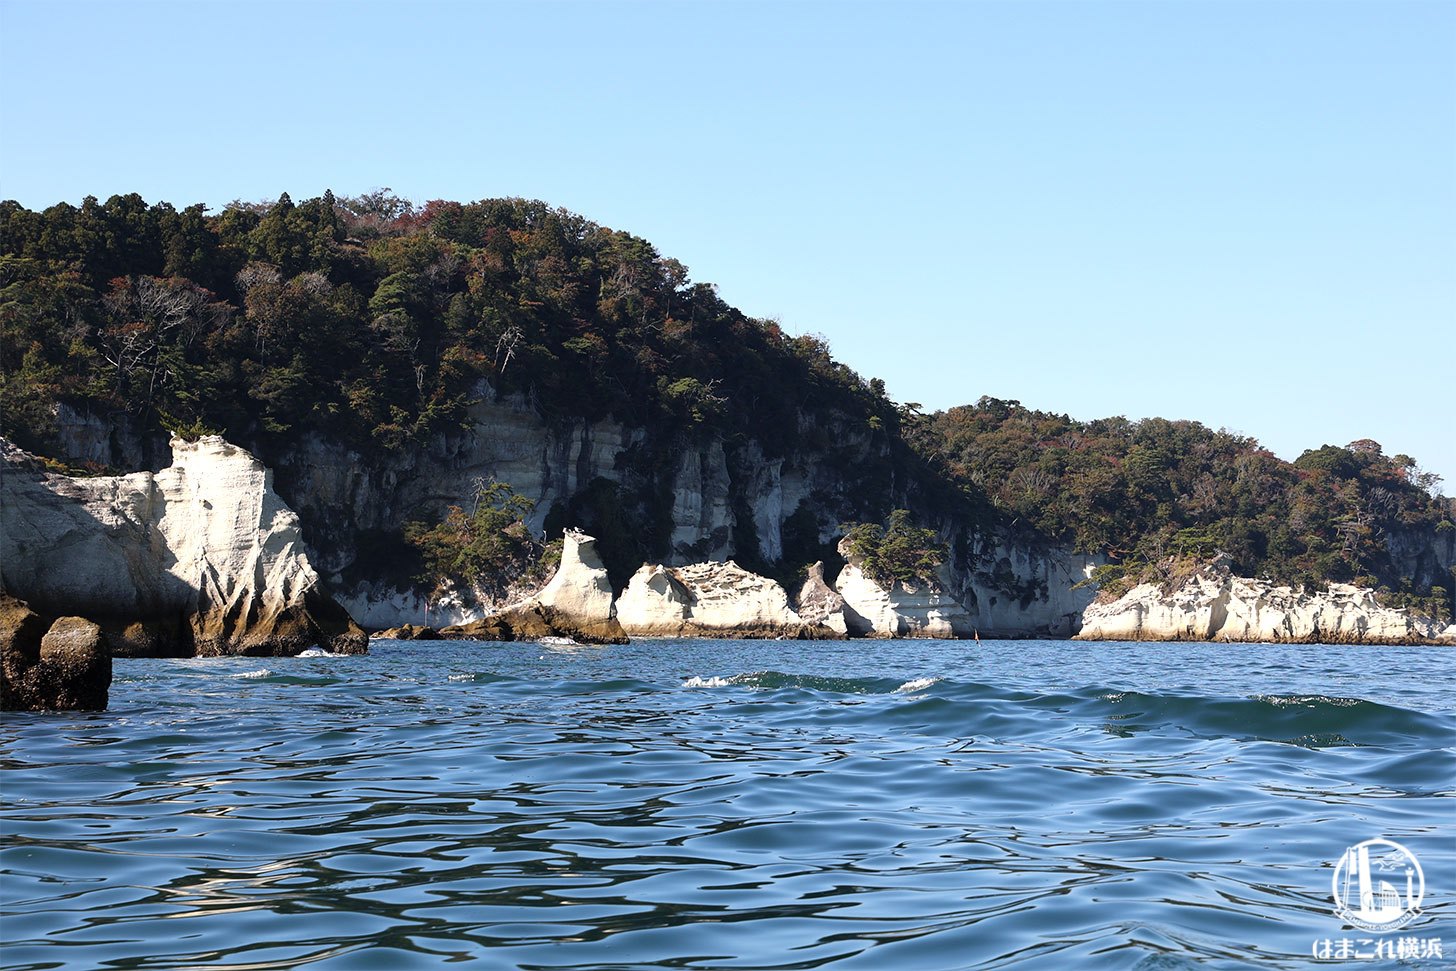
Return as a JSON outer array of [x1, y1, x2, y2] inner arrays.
[[2, 0, 1452, 489]]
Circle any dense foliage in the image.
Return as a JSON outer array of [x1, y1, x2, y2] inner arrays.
[[841, 510, 948, 588], [2, 192, 1449, 617], [0, 191, 890, 459], [915, 397, 1454, 615], [403, 479, 560, 604]]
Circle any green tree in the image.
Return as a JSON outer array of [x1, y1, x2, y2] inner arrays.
[[404, 480, 556, 601], [841, 509, 947, 587]]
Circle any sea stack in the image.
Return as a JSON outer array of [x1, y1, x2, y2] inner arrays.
[[0, 436, 367, 658], [443, 529, 629, 644]]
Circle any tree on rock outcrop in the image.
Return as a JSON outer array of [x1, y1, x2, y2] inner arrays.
[[405, 479, 560, 605], [841, 510, 947, 588]]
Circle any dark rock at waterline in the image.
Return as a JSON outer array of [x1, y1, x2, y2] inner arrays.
[[1, 597, 112, 711], [373, 624, 443, 641], [442, 603, 629, 645], [0, 595, 49, 672]]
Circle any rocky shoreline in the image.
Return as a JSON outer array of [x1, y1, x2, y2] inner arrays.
[[1077, 559, 1456, 646], [1, 596, 111, 711], [363, 530, 1454, 649], [4, 436, 1451, 710], [2, 436, 367, 709]]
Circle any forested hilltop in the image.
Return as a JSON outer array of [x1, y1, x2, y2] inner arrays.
[[0, 190, 898, 458], [912, 402, 1453, 617], [1, 192, 1451, 621]]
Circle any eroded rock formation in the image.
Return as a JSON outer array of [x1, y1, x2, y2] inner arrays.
[[1, 437, 366, 657], [795, 561, 849, 636], [617, 560, 837, 638], [442, 529, 628, 644], [1075, 562, 1456, 645], [56, 396, 1109, 638], [833, 539, 975, 638]]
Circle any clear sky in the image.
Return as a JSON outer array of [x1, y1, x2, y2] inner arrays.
[[2, 0, 1452, 490]]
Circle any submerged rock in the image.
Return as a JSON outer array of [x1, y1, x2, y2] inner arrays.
[[1076, 562, 1455, 644], [1, 597, 112, 711], [617, 560, 840, 638], [1, 437, 366, 657], [444, 530, 628, 644]]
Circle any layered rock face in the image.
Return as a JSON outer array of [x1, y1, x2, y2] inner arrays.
[[1, 437, 366, 657], [58, 393, 1107, 637], [949, 534, 1101, 638], [1076, 566, 1456, 645], [276, 394, 644, 579], [795, 562, 849, 636], [835, 567, 974, 639], [617, 560, 833, 637], [342, 587, 484, 632], [1, 596, 112, 711], [827, 537, 973, 639], [442, 529, 627, 644], [272, 394, 1091, 635]]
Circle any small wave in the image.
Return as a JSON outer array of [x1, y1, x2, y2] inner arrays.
[[681, 671, 933, 694], [233, 668, 271, 680], [1252, 693, 1362, 708], [683, 675, 736, 688], [295, 648, 345, 658], [444, 672, 516, 686], [1084, 688, 1446, 748]]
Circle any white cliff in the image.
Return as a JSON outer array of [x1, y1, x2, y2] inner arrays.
[[617, 560, 815, 637], [832, 538, 976, 638], [953, 535, 1102, 638], [53, 391, 1119, 638], [282, 392, 834, 604], [0, 437, 365, 656], [279, 389, 643, 582], [341, 585, 485, 632], [1076, 565, 1455, 644]]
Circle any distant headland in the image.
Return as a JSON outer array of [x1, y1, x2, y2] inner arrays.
[[2, 191, 1451, 709]]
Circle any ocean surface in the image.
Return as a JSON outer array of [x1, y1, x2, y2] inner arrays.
[[1, 638, 1451, 970]]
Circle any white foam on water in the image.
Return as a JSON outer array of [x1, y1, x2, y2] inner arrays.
[[447, 673, 475, 682], [296, 648, 344, 658], [682, 675, 734, 688], [234, 668, 272, 680], [895, 677, 939, 693]]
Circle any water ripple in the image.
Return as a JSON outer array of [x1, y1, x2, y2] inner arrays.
[[2, 639, 1452, 969]]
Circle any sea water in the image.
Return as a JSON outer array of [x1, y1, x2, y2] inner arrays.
[[1, 639, 1451, 969]]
